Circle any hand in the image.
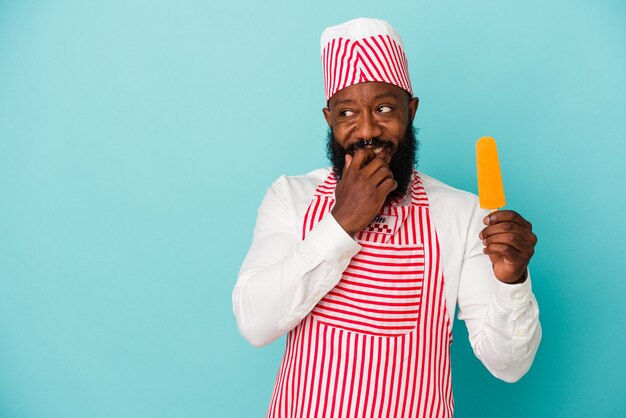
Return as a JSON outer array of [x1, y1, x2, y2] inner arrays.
[[479, 210, 537, 284], [331, 148, 397, 236]]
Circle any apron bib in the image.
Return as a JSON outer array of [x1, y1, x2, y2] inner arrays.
[[268, 172, 453, 418]]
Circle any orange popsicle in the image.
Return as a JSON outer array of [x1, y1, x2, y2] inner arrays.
[[476, 136, 506, 210]]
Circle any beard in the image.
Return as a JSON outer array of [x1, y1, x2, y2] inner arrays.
[[326, 124, 419, 201]]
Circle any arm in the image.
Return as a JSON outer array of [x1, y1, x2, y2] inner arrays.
[[234, 151, 396, 347], [232, 176, 361, 347], [457, 204, 542, 382]]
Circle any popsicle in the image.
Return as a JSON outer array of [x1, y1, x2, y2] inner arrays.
[[476, 136, 506, 210]]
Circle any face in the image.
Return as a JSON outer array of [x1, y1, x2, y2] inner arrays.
[[323, 82, 419, 199], [323, 81, 418, 156]]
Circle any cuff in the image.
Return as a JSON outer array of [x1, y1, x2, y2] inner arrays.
[[277, 213, 361, 331], [492, 270, 533, 312], [305, 212, 361, 266]]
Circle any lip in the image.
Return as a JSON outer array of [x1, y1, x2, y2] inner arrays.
[[367, 145, 388, 156], [348, 141, 392, 154], [346, 143, 393, 164], [362, 144, 388, 150], [373, 146, 391, 162]]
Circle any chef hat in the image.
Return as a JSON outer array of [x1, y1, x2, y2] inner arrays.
[[321, 17, 413, 101]]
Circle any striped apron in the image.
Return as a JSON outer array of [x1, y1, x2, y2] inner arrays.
[[268, 172, 454, 418]]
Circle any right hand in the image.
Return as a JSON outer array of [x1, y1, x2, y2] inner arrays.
[[331, 148, 397, 236]]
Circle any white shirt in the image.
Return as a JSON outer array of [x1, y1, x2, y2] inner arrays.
[[233, 168, 541, 383]]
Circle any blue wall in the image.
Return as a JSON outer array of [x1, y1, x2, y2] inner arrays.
[[1, 0, 625, 417]]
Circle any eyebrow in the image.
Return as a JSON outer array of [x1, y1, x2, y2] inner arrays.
[[331, 98, 356, 107], [331, 93, 400, 108], [370, 93, 399, 101]]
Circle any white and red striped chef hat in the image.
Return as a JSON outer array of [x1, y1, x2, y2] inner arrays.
[[321, 18, 413, 101]]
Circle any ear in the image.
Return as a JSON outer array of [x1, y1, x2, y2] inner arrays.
[[322, 107, 332, 128], [408, 96, 419, 122]]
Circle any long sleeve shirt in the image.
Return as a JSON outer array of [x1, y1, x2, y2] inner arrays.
[[233, 168, 541, 383]]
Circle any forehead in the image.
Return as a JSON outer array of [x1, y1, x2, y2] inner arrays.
[[328, 81, 409, 108]]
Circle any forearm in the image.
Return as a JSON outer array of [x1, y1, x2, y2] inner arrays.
[[457, 202, 542, 382], [459, 272, 541, 382], [233, 204, 360, 347], [233, 249, 328, 347]]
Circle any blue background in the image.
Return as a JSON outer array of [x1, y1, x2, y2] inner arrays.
[[1, 0, 625, 417]]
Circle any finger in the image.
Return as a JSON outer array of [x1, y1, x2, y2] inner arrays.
[[370, 165, 394, 187], [486, 252, 528, 283], [480, 222, 537, 244], [362, 148, 377, 165], [360, 156, 389, 178], [378, 177, 398, 195], [344, 154, 353, 171], [483, 210, 532, 230], [482, 232, 534, 254], [483, 243, 529, 265], [349, 149, 373, 171], [375, 147, 392, 164]]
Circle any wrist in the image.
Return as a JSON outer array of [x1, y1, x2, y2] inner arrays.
[[506, 270, 528, 285], [331, 207, 359, 236]]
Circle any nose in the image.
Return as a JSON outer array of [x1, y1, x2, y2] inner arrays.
[[355, 112, 383, 141]]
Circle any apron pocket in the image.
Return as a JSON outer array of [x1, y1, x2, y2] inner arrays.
[[311, 241, 425, 337]]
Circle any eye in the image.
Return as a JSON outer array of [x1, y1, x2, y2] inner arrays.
[[377, 105, 392, 113], [339, 109, 355, 117]]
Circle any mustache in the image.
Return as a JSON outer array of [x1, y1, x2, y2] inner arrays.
[[326, 124, 419, 201], [346, 138, 393, 153]]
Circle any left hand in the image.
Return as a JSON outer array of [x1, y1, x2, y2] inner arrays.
[[479, 210, 537, 284]]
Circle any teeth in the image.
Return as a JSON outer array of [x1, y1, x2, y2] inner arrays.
[[374, 147, 383, 154]]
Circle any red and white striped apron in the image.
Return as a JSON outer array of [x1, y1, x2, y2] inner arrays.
[[268, 172, 453, 418]]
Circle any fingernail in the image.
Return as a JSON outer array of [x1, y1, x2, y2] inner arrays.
[[483, 216, 490, 225]]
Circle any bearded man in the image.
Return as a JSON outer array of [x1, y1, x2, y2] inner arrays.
[[233, 18, 541, 417]]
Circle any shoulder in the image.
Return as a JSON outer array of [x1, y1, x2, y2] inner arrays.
[[419, 172, 480, 212], [418, 173, 488, 285], [263, 167, 332, 212], [418, 172, 484, 230], [269, 167, 331, 198], [271, 167, 332, 192]]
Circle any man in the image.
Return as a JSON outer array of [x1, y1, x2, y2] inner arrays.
[[233, 18, 541, 417]]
